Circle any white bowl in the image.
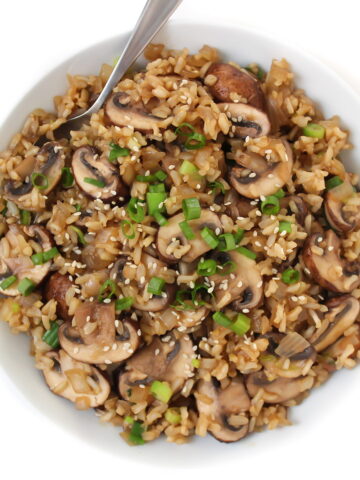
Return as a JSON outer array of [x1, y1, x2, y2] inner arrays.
[[1, 21, 360, 469]]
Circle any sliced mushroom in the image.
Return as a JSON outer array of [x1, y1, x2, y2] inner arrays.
[[245, 371, 313, 403], [81, 227, 120, 271], [260, 332, 316, 378], [44, 272, 73, 321], [207, 63, 266, 110], [310, 295, 360, 352], [0, 224, 53, 296], [59, 303, 139, 364], [324, 181, 360, 233], [105, 92, 165, 131], [218, 103, 270, 138], [196, 376, 250, 443], [280, 195, 308, 225], [325, 324, 360, 358], [157, 210, 223, 263], [72, 145, 128, 201], [4, 142, 65, 211], [229, 140, 293, 199], [119, 334, 194, 401], [42, 349, 110, 408], [302, 230, 360, 293], [209, 250, 263, 310], [223, 189, 253, 221]]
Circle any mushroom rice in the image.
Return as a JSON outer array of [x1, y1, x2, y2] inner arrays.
[[0, 43, 360, 445]]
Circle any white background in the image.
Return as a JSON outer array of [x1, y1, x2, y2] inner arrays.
[[0, 1, 359, 479]]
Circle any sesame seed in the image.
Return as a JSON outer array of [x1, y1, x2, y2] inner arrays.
[[103, 345, 110, 352], [73, 347, 79, 354], [249, 172, 256, 178], [104, 359, 112, 365], [242, 308, 250, 313], [168, 165, 175, 170]]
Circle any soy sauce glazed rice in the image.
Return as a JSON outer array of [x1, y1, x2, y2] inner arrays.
[[1, 43, 360, 445]]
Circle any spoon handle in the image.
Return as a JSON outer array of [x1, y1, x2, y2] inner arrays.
[[89, 0, 182, 113]]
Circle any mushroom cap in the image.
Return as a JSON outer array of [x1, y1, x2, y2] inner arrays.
[[132, 284, 176, 312], [42, 349, 110, 408], [324, 181, 360, 233], [72, 145, 128, 201], [302, 230, 360, 293], [196, 376, 250, 443], [207, 63, 266, 110], [260, 331, 316, 378], [229, 139, 293, 199], [105, 92, 164, 131], [209, 250, 263, 310], [310, 295, 360, 352], [44, 272, 73, 321], [0, 225, 53, 297], [4, 142, 65, 211], [59, 304, 140, 364], [156, 210, 223, 263], [217, 103, 270, 138], [280, 195, 308, 226], [118, 334, 194, 398], [245, 371, 313, 403]]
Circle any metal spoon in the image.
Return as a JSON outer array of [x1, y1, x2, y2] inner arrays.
[[36, 0, 182, 146]]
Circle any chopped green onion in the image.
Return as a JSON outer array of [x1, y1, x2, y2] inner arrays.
[[213, 311, 232, 328], [303, 123, 325, 139], [149, 183, 166, 193], [191, 358, 200, 368], [274, 188, 285, 199], [175, 123, 206, 150], [165, 408, 181, 424], [61, 167, 74, 188], [218, 260, 237, 276], [197, 259, 217, 276], [245, 64, 265, 80], [124, 415, 134, 424], [30, 252, 44, 265], [175, 123, 196, 136], [213, 311, 251, 336], [179, 160, 199, 176], [150, 380, 172, 403], [234, 228, 245, 244], [179, 220, 195, 240], [31, 172, 48, 191], [191, 283, 212, 306], [182, 197, 201, 221], [208, 181, 226, 194], [261, 195, 280, 215], [279, 221, 292, 234], [217, 233, 236, 252], [120, 220, 135, 239], [146, 192, 167, 215], [147, 277, 165, 295], [84, 177, 106, 188], [325, 176, 344, 191], [18, 277, 36, 296], [281, 268, 300, 285], [69, 226, 87, 245], [127, 198, 145, 223], [154, 170, 167, 181], [201, 227, 219, 249], [42, 247, 60, 262], [20, 210, 31, 225], [0, 275, 17, 290], [128, 421, 145, 445], [115, 297, 134, 311], [42, 321, 60, 349], [185, 132, 206, 150], [31, 247, 59, 265], [98, 279, 117, 302], [136, 170, 167, 183], [231, 313, 251, 336], [172, 289, 194, 311], [237, 246, 257, 260], [109, 142, 130, 162], [153, 210, 168, 226], [74, 204, 81, 212]]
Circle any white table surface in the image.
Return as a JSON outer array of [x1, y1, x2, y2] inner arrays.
[[0, 1, 359, 479]]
